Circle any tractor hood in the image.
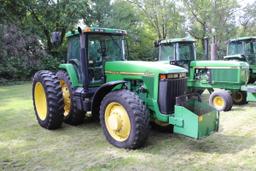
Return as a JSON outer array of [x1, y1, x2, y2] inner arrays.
[[190, 60, 249, 69], [105, 61, 187, 76]]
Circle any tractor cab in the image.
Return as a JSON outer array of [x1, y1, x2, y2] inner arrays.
[[156, 38, 196, 69], [226, 37, 256, 64], [65, 27, 128, 87], [225, 37, 256, 82]]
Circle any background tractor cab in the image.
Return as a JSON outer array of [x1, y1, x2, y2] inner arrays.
[[224, 37, 256, 83], [155, 37, 196, 69]]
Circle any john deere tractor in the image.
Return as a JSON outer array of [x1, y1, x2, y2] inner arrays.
[[155, 38, 256, 111], [32, 27, 219, 149], [224, 37, 256, 83]]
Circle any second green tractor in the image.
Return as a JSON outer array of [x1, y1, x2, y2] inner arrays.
[[155, 37, 256, 111]]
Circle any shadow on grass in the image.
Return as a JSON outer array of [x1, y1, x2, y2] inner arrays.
[[143, 129, 256, 155], [36, 118, 256, 155], [2, 106, 255, 162], [187, 134, 256, 154]]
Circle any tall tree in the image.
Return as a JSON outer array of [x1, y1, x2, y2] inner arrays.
[[24, 0, 92, 52], [104, 0, 156, 60], [239, 1, 256, 35], [183, 0, 238, 57], [126, 0, 185, 40], [90, 0, 112, 26]]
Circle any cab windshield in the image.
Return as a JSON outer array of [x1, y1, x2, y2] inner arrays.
[[228, 40, 256, 64], [228, 41, 243, 55], [158, 42, 195, 61], [88, 34, 127, 62], [178, 42, 195, 61], [159, 43, 175, 61]]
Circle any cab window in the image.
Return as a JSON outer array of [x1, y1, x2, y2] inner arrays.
[[159, 43, 175, 61]]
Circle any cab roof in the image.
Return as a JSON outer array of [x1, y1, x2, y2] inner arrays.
[[65, 26, 127, 38], [160, 37, 196, 44], [229, 36, 256, 42]]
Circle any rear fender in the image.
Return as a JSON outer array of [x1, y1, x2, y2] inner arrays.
[[59, 64, 79, 87]]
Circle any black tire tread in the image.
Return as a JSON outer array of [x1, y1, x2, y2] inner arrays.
[[100, 89, 150, 149], [56, 70, 85, 125], [232, 91, 248, 105], [32, 70, 64, 129], [209, 90, 233, 112]]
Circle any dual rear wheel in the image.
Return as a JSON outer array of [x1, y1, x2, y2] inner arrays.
[[33, 70, 84, 129], [32, 71, 64, 129]]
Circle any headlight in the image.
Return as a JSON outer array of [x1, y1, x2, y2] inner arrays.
[[159, 73, 187, 80]]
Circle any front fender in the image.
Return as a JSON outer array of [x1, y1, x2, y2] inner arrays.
[[91, 80, 127, 119]]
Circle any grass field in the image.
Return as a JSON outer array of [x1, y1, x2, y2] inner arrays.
[[0, 83, 256, 170]]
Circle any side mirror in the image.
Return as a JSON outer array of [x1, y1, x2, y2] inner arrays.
[[51, 32, 61, 45]]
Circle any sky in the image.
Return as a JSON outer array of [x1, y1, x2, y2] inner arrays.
[[238, 0, 255, 7]]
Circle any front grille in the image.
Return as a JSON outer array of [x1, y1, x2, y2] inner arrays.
[[158, 78, 187, 114]]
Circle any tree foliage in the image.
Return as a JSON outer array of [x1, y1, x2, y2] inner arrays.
[[1, 0, 256, 82], [127, 0, 185, 40], [183, 0, 239, 57]]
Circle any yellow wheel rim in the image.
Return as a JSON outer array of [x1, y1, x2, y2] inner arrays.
[[34, 82, 47, 121], [60, 80, 71, 117], [213, 96, 225, 108], [233, 92, 243, 103], [104, 102, 131, 142]]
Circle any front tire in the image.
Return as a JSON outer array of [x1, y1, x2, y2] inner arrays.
[[32, 70, 64, 129], [100, 90, 150, 149], [209, 90, 233, 111]]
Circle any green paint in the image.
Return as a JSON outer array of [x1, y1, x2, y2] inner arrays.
[[157, 38, 256, 99], [229, 36, 256, 42], [60, 28, 219, 139], [247, 93, 256, 102], [160, 37, 196, 44], [170, 100, 218, 139], [241, 85, 256, 102], [65, 26, 127, 38], [188, 60, 250, 90], [105, 61, 187, 122], [226, 36, 256, 81], [59, 64, 80, 87]]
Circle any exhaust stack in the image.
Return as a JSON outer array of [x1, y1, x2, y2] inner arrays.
[[78, 27, 90, 92], [204, 37, 209, 60]]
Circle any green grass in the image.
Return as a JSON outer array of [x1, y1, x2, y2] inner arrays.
[[0, 83, 256, 170]]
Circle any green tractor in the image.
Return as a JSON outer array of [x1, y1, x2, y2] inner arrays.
[[32, 27, 219, 149], [155, 38, 256, 111], [224, 37, 256, 83]]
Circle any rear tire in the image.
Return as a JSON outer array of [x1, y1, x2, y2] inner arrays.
[[32, 70, 64, 129], [100, 90, 150, 149], [209, 90, 233, 111], [56, 71, 85, 125], [232, 91, 247, 105]]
